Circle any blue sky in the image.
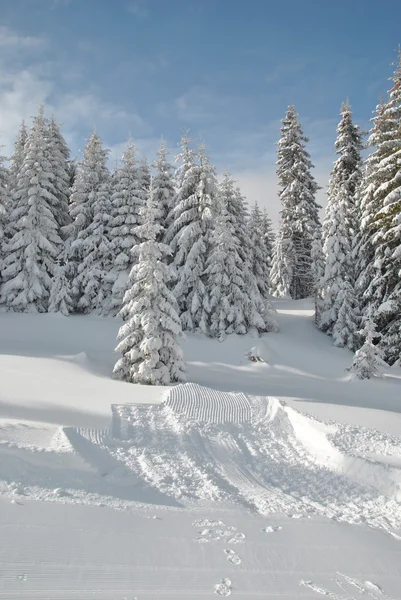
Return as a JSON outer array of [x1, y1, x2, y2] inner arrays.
[[1, 0, 401, 222]]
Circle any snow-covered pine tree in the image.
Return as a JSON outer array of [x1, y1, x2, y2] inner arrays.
[[0, 152, 8, 282], [204, 201, 249, 340], [72, 179, 114, 314], [311, 228, 325, 324], [8, 121, 28, 195], [166, 142, 218, 332], [270, 106, 321, 299], [0, 107, 62, 312], [270, 229, 294, 297], [46, 116, 71, 231], [347, 310, 388, 379], [261, 207, 275, 266], [48, 261, 73, 316], [4, 121, 28, 242], [219, 174, 251, 267], [248, 202, 271, 299], [353, 100, 389, 346], [138, 156, 151, 196], [152, 141, 176, 235], [65, 131, 110, 309], [317, 102, 363, 347], [107, 141, 143, 316], [210, 173, 277, 336], [113, 182, 186, 385], [360, 55, 401, 364]]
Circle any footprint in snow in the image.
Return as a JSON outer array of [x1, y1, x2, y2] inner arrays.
[[215, 578, 232, 596], [262, 525, 282, 534], [224, 549, 241, 565]]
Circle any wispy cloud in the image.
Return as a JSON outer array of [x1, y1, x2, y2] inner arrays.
[[0, 26, 47, 51], [127, 0, 149, 18], [0, 26, 149, 157]]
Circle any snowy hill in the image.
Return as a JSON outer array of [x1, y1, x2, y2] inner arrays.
[[1, 299, 401, 599]]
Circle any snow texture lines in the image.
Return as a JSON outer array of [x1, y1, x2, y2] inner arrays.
[[166, 382, 252, 424]]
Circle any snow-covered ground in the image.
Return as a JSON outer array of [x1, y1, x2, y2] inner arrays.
[[1, 299, 401, 599]]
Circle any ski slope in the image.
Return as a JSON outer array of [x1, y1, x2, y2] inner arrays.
[[0, 299, 401, 598]]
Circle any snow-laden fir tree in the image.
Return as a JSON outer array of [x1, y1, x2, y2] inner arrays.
[[270, 106, 321, 299], [65, 131, 110, 246], [317, 102, 363, 348], [65, 131, 110, 308], [204, 173, 276, 340], [204, 200, 249, 340], [8, 120, 28, 196], [347, 310, 388, 379], [0, 152, 8, 281], [5, 121, 28, 241], [248, 202, 271, 299], [354, 100, 386, 307], [113, 182, 186, 385], [261, 207, 275, 266], [72, 180, 114, 314], [359, 55, 401, 364], [138, 156, 151, 195], [1, 107, 62, 312], [152, 140, 176, 235], [219, 174, 251, 266], [107, 141, 143, 316], [48, 261, 73, 316], [46, 116, 71, 231], [166, 142, 218, 332], [270, 230, 294, 297]]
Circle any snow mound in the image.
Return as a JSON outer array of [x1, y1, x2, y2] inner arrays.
[[2, 384, 401, 536]]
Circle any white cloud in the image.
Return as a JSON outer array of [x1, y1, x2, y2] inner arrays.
[[0, 26, 47, 51], [0, 26, 149, 158]]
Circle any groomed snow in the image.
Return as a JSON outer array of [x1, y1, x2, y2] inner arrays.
[[0, 299, 400, 598]]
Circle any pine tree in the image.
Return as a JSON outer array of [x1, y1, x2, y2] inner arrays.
[[204, 202, 248, 339], [270, 230, 294, 297], [72, 180, 114, 314], [0, 153, 8, 282], [138, 156, 151, 197], [107, 141, 143, 316], [65, 131, 110, 308], [5, 121, 28, 241], [361, 55, 401, 364], [113, 183, 186, 385], [261, 207, 275, 265], [353, 101, 389, 347], [347, 311, 388, 379], [270, 106, 321, 299], [1, 107, 62, 312], [220, 174, 251, 267], [46, 116, 71, 231], [152, 141, 176, 235], [205, 178, 277, 339], [8, 121, 28, 195], [248, 202, 271, 299], [318, 102, 363, 346], [166, 142, 218, 332], [48, 261, 73, 316]]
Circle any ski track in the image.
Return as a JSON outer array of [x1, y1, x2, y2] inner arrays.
[[1, 383, 401, 539], [301, 571, 393, 599]]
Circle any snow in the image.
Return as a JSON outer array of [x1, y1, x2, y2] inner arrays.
[[0, 298, 401, 598]]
